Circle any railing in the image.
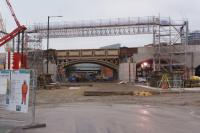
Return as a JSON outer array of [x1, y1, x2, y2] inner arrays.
[[27, 16, 185, 33]]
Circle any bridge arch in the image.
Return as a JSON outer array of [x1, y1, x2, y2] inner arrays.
[[61, 59, 119, 80], [63, 59, 119, 71]]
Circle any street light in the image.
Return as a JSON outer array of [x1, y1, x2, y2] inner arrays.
[[47, 16, 62, 74], [141, 62, 150, 82]]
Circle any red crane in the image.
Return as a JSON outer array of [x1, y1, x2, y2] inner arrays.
[[0, 0, 27, 46]]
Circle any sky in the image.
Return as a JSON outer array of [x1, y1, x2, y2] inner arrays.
[[0, 0, 200, 50]]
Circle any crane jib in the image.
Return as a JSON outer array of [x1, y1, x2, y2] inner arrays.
[[0, 0, 27, 47], [0, 25, 27, 46]]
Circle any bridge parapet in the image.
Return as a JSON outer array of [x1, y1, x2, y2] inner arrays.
[[56, 49, 119, 59]]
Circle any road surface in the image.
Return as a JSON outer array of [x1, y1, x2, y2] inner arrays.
[[17, 103, 200, 133]]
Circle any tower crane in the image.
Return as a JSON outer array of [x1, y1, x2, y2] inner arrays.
[[0, 0, 27, 46]]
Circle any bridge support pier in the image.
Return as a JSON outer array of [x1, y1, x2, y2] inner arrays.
[[113, 69, 119, 80], [119, 63, 136, 83]]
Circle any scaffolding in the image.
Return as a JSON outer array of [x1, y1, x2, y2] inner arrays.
[[0, 13, 9, 51], [26, 35, 44, 74], [27, 16, 159, 38], [153, 16, 188, 73], [0, 13, 6, 33], [26, 16, 188, 73]]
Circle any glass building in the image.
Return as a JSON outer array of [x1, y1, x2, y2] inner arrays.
[[188, 31, 200, 45]]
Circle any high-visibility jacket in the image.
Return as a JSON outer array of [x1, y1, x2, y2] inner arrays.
[[22, 84, 28, 94]]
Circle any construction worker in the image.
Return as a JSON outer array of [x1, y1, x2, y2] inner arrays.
[[21, 80, 28, 105]]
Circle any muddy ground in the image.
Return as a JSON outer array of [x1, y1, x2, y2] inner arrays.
[[35, 83, 200, 107]]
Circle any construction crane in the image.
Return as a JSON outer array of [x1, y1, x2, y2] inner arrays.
[[0, 0, 26, 46]]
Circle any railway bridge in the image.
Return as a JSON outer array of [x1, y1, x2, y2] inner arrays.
[[47, 47, 137, 68], [30, 47, 137, 80], [55, 49, 120, 70], [28, 45, 138, 81]]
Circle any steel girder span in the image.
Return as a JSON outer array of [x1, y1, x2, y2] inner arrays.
[[26, 16, 185, 38]]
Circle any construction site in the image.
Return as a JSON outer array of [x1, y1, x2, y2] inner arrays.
[[1, 0, 200, 133]]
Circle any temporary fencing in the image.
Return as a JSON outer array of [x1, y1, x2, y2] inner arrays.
[[0, 69, 44, 129]]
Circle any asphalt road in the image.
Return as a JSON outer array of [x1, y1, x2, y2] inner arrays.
[[18, 103, 200, 133]]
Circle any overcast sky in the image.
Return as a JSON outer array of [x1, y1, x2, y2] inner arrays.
[[0, 0, 200, 49]]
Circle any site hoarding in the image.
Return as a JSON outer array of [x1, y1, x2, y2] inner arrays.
[[0, 70, 31, 113], [0, 70, 10, 105], [0, 78, 8, 94], [8, 70, 30, 113], [0, 70, 10, 95]]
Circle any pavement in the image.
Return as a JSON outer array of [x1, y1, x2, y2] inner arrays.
[[135, 84, 200, 93], [2, 83, 200, 133], [0, 106, 31, 133], [9, 103, 200, 133], [0, 128, 11, 133]]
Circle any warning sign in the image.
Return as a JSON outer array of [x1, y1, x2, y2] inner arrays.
[[7, 70, 30, 113]]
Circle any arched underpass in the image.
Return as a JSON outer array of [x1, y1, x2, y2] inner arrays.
[[60, 60, 119, 82], [195, 65, 200, 77]]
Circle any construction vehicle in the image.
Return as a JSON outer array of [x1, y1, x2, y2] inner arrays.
[[0, 0, 27, 69], [190, 76, 200, 81], [184, 76, 200, 88]]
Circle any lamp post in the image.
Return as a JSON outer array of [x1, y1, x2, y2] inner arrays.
[[47, 16, 62, 74]]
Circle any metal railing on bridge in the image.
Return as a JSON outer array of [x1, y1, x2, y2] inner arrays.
[[26, 16, 185, 38]]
